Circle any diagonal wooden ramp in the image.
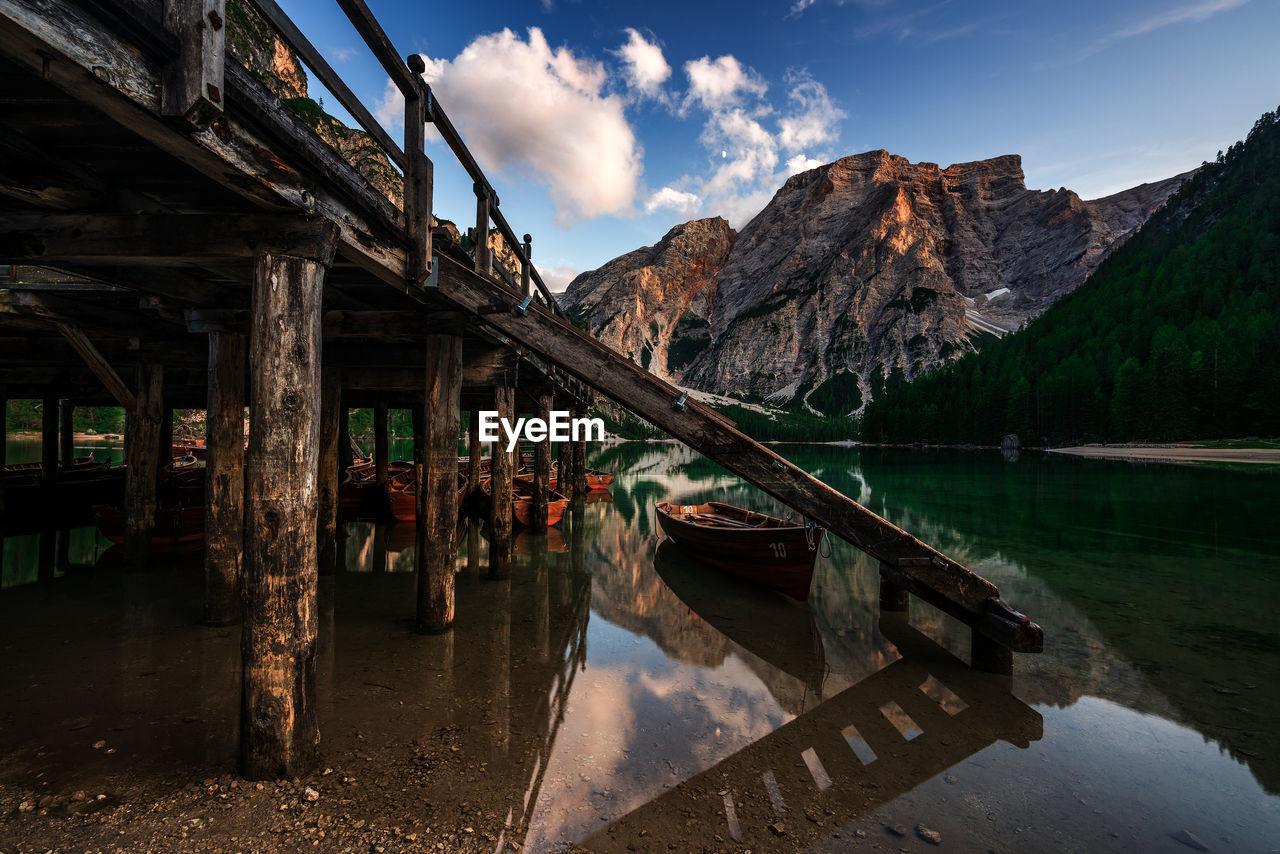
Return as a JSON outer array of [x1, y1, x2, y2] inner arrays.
[[431, 253, 1042, 655]]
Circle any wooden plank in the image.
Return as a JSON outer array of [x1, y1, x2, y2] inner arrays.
[[0, 2, 408, 285], [124, 363, 163, 570], [241, 247, 324, 779], [519, 234, 532, 298], [54, 323, 137, 411], [332, 0, 418, 95], [322, 309, 464, 340], [161, 0, 224, 127], [430, 253, 1030, 631], [204, 329, 244, 626], [466, 408, 481, 498], [416, 333, 461, 633], [0, 213, 339, 264]]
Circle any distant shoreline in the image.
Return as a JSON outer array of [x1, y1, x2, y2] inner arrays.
[[1049, 444, 1280, 465]]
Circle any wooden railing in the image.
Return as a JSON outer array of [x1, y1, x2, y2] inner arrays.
[[243, 0, 565, 315]]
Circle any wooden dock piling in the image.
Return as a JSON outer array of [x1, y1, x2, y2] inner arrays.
[[415, 333, 462, 633], [532, 393, 552, 528], [240, 241, 331, 779], [204, 330, 245, 626], [467, 409, 481, 498], [374, 400, 389, 487], [571, 402, 588, 499], [489, 385, 514, 579], [124, 364, 163, 572], [41, 395, 57, 482], [317, 368, 341, 573], [59, 399, 74, 470]]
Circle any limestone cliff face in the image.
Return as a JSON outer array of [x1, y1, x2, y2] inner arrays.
[[560, 218, 735, 378], [226, 0, 403, 207], [564, 151, 1189, 414]]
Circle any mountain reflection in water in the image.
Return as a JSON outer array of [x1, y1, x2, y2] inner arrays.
[[1, 441, 1278, 852]]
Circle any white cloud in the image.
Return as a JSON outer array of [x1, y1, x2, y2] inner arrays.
[[616, 28, 671, 99], [1105, 0, 1249, 42], [387, 29, 641, 225], [785, 153, 824, 174], [682, 55, 768, 113], [674, 67, 844, 228], [777, 70, 845, 153], [645, 186, 701, 216], [330, 47, 358, 63], [537, 264, 580, 293]]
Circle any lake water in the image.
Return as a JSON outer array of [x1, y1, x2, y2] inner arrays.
[[1, 441, 1278, 852]]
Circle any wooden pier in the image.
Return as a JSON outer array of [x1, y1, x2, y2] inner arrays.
[[0, 0, 1041, 779]]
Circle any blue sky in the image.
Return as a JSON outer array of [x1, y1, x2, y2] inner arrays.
[[278, 0, 1280, 290]]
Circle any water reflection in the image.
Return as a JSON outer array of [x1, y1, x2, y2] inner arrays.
[[1, 443, 1278, 852]]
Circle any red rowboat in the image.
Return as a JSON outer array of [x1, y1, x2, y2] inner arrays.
[[481, 477, 569, 527], [654, 501, 825, 601], [384, 467, 468, 522]]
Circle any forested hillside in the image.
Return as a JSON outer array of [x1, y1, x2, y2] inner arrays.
[[860, 106, 1280, 445]]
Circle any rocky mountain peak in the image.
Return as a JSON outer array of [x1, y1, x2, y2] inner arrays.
[[567, 150, 1190, 416]]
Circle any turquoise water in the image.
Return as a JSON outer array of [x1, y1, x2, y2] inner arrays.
[[1, 441, 1277, 851]]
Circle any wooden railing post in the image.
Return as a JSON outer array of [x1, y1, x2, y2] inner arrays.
[[473, 182, 491, 276], [520, 234, 532, 298], [403, 55, 432, 286]]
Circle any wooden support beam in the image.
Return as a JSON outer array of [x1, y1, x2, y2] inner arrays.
[[317, 369, 341, 573], [59, 399, 74, 467], [204, 330, 244, 626], [240, 246, 329, 779], [466, 409, 481, 498], [40, 395, 57, 482], [571, 401, 588, 499], [0, 213, 340, 265], [488, 385, 513, 579], [432, 252, 1041, 651], [321, 310, 465, 341], [161, 0, 225, 127], [124, 364, 163, 571], [416, 333, 461, 633], [374, 400, 389, 487], [879, 569, 910, 612], [532, 392, 552, 528], [473, 185, 490, 276], [54, 323, 137, 411], [338, 401, 354, 469]]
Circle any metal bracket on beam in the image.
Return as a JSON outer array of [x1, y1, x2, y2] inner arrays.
[[514, 296, 533, 317], [424, 261, 438, 289], [673, 392, 688, 412]]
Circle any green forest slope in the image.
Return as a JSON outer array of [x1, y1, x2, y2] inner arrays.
[[859, 106, 1280, 445]]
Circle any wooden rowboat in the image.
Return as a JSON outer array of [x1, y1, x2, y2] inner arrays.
[[654, 501, 825, 602], [522, 465, 614, 492], [481, 477, 569, 527], [385, 467, 468, 523]]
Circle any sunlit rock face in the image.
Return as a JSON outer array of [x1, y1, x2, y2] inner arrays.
[[563, 152, 1190, 413]]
